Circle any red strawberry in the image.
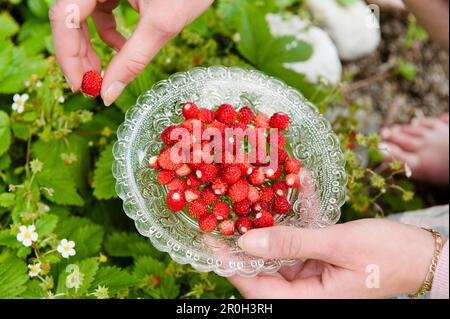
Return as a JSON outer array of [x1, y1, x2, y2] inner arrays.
[[269, 112, 290, 131], [201, 187, 219, 205], [239, 162, 254, 177], [252, 201, 270, 213], [182, 102, 199, 119], [255, 113, 269, 129], [166, 190, 187, 212], [277, 149, 289, 164], [212, 202, 230, 221], [254, 212, 275, 228], [237, 106, 255, 125], [222, 165, 242, 184], [185, 189, 201, 203], [228, 178, 249, 203], [272, 181, 288, 197], [212, 178, 228, 196], [219, 220, 235, 236], [158, 148, 183, 171], [285, 158, 302, 174], [248, 168, 265, 186], [167, 178, 187, 192], [189, 199, 208, 218], [148, 156, 159, 169], [235, 217, 254, 234], [259, 187, 274, 202], [232, 199, 251, 217], [267, 131, 286, 149], [195, 164, 218, 183], [230, 122, 248, 133], [199, 214, 218, 233], [215, 104, 237, 124], [181, 119, 204, 133], [187, 173, 202, 188], [264, 166, 282, 180], [199, 108, 215, 123], [157, 170, 175, 185], [161, 125, 179, 146], [272, 196, 291, 215], [176, 164, 191, 177], [207, 121, 227, 137], [247, 186, 260, 203], [81, 70, 102, 98], [285, 173, 300, 188]]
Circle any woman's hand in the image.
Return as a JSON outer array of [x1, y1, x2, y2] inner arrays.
[[49, 0, 213, 105], [229, 219, 442, 298]]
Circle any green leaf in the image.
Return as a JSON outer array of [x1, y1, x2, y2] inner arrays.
[[91, 266, 138, 296], [0, 111, 11, 156], [18, 20, 52, 55], [0, 257, 28, 298], [11, 123, 30, 140], [70, 225, 104, 260], [77, 258, 100, 294], [92, 143, 117, 200], [0, 11, 19, 39], [0, 39, 14, 79], [336, 0, 358, 7], [36, 169, 84, 206], [27, 0, 50, 20], [104, 232, 165, 259], [36, 214, 58, 237], [17, 246, 32, 258], [0, 154, 11, 170], [0, 192, 15, 207], [0, 229, 21, 248], [21, 280, 48, 299]]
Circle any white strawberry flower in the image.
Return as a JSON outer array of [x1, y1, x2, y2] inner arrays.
[[57, 239, 76, 258], [28, 262, 41, 277], [16, 225, 38, 247], [12, 94, 29, 114]]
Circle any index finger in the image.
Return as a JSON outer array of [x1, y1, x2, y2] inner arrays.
[[49, 0, 98, 91]]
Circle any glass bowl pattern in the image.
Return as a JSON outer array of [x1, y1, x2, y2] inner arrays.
[[113, 66, 347, 277]]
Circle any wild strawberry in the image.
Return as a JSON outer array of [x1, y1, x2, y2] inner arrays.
[[230, 122, 248, 135], [284, 158, 302, 174], [235, 217, 253, 234], [81, 70, 102, 98], [166, 190, 187, 212], [199, 108, 215, 123], [212, 178, 228, 196], [182, 102, 199, 119], [264, 166, 282, 180], [167, 178, 187, 192], [272, 196, 291, 215], [247, 186, 260, 203], [238, 106, 255, 125], [157, 170, 175, 185], [239, 162, 254, 177], [201, 187, 219, 205], [148, 156, 159, 169], [232, 199, 251, 217], [253, 212, 275, 228], [248, 168, 265, 186], [161, 125, 179, 146], [269, 112, 290, 131], [185, 189, 201, 203], [272, 181, 288, 197], [215, 104, 237, 124], [267, 131, 286, 149], [199, 214, 218, 233], [158, 148, 183, 171], [252, 201, 270, 213], [212, 202, 230, 221], [181, 119, 204, 133], [285, 173, 300, 188], [195, 164, 218, 183], [207, 121, 227, 137], [189, 199, 208, 218], [277, 149, 289, 164], [228, 178, 249, 203], [222, 165, 242, 184], [259, 187, 274, 202], [249, 149, 270, 166], [219, 220, 235, 236], [176, 164, 191, 177], [187, 173, 202, 188], [255, 113, 270, 129]]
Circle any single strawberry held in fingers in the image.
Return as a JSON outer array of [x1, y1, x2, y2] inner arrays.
[[81, 70, 102, 98]]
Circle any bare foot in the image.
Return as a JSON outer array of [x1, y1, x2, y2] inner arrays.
[[380, 115, 449, 185]]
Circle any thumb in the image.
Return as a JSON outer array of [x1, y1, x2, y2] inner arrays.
[[238, 226, 346, 265]]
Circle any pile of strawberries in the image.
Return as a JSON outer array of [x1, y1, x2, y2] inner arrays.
[[148, 102, 302, 236]]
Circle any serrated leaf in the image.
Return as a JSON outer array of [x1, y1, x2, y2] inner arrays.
[[18, 19, 51, 55], [21, 280, 47, 299], [27, 0, 50, 20], [0, 257, 28, 298], [104, 232, 164, 259], [0, 11, 19, 39], [36, 170, 84, 206], [0, 192, 15, 207], [92, 143, 117, 200], [70, 225, 104, 260], [77, 258, 100, 294], [36, 214, 58, 237], [91, 266, 138, 296], [55, 216, 93, 238], [17, 246, 32, 258], [0, 229, 21, 248], [0, 111, 11, 156]]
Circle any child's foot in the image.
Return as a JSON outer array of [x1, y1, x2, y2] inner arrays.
[[380, 115, 449, 185]]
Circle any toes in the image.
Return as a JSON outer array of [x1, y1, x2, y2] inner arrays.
[[380, 126, 423, 152], [379, 142, 421, 171]]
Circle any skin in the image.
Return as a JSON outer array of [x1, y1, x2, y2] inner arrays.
[[49, 0, 213, 106]]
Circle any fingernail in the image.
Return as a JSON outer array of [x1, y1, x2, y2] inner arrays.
[[379, 142, 391, 155], [238, 231, 269, 255], [103, 81, 126, 106], [64, 76, 75, 92]]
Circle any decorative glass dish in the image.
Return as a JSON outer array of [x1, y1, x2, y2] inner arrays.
[[112, 66, 347, 277]]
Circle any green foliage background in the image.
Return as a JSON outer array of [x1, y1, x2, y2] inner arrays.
[[0, 0, 423, 299]]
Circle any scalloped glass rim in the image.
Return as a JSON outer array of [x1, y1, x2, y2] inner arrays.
[[113, 66, 347, 277]]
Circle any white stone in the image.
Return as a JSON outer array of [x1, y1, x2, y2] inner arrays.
[[266, 13, 342, 85], [306, 0, 381, 61]]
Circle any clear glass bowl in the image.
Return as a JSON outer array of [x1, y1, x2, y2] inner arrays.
[[113, 66, 347, 277]]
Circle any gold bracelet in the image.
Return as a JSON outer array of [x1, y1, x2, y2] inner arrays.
[[408, 228, 444, 299]]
